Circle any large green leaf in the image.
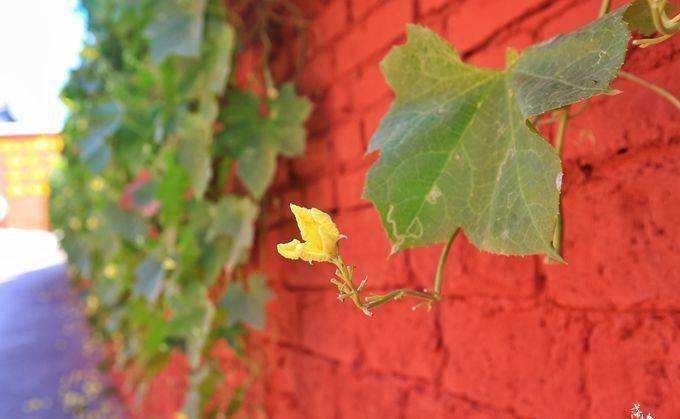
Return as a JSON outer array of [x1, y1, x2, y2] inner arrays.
[[147, 0, 207, 64], [512, 10, 630, 116], [365, 11, 629, 257], [218, 83, 311, 198], [220, 273, 273, 330]]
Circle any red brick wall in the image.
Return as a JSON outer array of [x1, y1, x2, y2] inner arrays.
[[257, 0, 680, 418]]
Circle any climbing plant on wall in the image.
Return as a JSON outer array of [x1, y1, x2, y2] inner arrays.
[[277, 0, 679, 315], [51, 0, 310, 416]]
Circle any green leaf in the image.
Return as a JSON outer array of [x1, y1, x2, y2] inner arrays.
[[157, 157, 190, 226], [365, 13, 629, 257], [103, 205, 147, 244], [512, 9, 630, 116], [218, 84, 311, 198], [237, 146, 277, 200], [196, 196, 258, 284], [80, 102, 123, 173], [167, 285, 213, 339], [194, 21, 236, 95], [133, 258, 165, 302], [93, 279, 123, 308], [141, 315, 170, 360], [147, 0, 207, 64], [268, 83, 313, 157], [624, 0, 674, 36], [176, 104, 215, 198], [220, 273, 273, 330]]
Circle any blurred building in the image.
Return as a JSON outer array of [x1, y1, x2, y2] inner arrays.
[[0, 104, 62, 229]]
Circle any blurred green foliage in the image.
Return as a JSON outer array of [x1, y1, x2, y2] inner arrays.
[[50, 0, 310, 416]]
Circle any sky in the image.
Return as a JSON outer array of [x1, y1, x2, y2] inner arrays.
[[0, 0, 86, 135]]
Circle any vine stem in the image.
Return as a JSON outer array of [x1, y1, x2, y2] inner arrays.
[[598, 0, 612, 17], [332, 230, 460, 313], [619, 70, 680, 111], [548, 107, 569, 263], [434, 229, 459, 296]]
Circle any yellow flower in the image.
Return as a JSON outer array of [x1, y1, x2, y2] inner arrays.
[[103, 264, 118, 278], [277, 204, 341, 263]]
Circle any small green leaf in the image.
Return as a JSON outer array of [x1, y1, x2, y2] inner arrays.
[[237, 146, 277, 199], [208, 196, 258, 260], [268, 83, 313, 157], [198, 21, 236, 94], [365, 12, 629, 257], [93, 279, 122, 307], [176, 108, 214, 198], [220, 273, 273, 330], [218, 84, 311, 198], [147, 0, 207, 64], [103, 206, 147, 243], [80, 102, 123, 173], [157, 157, 190, 226], [133, 258, 164, 302], [167, 285, 213, 339]]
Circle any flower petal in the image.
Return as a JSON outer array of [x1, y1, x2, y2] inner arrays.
[[277, 239, 303, 260], [290, 204, 322, 249], [300, 242, 331, 263]]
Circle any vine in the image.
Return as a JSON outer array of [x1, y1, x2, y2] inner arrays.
[[51, 0, 310, 417], [277, 0, 679, 313]]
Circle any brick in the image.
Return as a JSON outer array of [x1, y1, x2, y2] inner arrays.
[[335, 163, 371, 209], [336, 0, 413, 75], [334, 208, 410, 289], [137, 351, 189, 418], [309, 0, 349, 49], [360, 100, 391, 146], [263, 347, 338, 418], [302, 175, 336, 212], [298, 51, 335, 96], [564, 61, 680, 164], [352, 61, 390, 110], [350, 0, 384, 21], [265, 287, 303, 342], [404, 386, 520, 418], [319, 82, 353, 124], [297, 290, 361, 363], [331, 119, 365, 163], [446, 0, 547, 54], [418, 0, 451, 16], [262, 187, 303, 228], [546, 147, 680, 310], [335, 369, 408, 418], [587, 314, 680, 418], [355, 302, 442, 380], [291, 137, 332, 178], [441, 301, 587, 418]]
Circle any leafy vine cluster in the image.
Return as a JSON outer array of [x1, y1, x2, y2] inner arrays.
[[51, 0, 310, 416], [278, 0, 679, 314]]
